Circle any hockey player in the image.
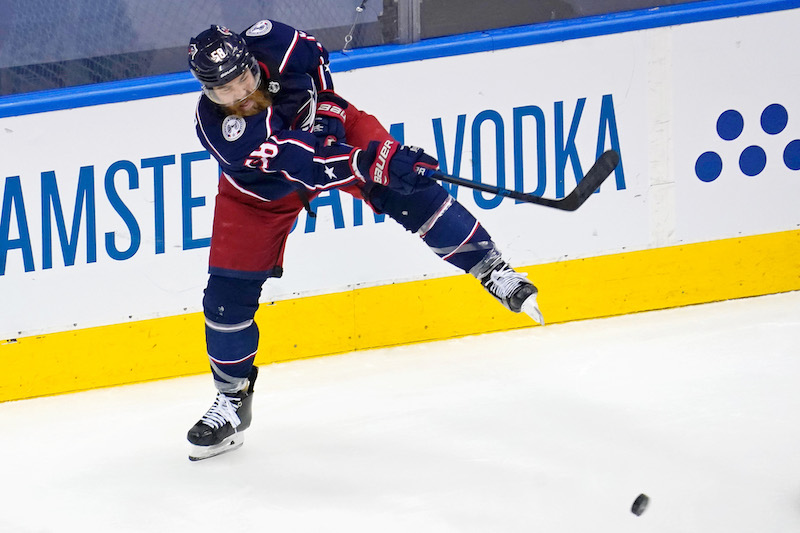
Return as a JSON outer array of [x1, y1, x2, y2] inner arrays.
[[186, 21, 544, 461]]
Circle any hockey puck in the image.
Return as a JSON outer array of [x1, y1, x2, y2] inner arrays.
[[631, 493, 649, 516]]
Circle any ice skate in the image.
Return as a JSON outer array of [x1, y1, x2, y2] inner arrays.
[[479, 259, 545, 325], [187, 366, 258, 461]]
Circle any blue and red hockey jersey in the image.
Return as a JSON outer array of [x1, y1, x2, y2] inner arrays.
[[193, 19, 360, 202]]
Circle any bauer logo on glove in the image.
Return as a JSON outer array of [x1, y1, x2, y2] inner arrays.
[[372, 139, 395, 185], [352, 140, 439, 195], [317, 102, 346, 120], [312, 91, 349, 146]]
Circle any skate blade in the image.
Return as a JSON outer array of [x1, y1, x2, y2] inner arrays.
[[521, 294, 545, 325], [188, 433, 244, 461]]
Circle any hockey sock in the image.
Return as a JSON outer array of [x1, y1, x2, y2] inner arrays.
[[418, 196, 495, 272], [368, 182, 495, 273], [203, 275, 263, 393]]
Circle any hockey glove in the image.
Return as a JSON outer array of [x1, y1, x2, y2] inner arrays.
[[312, 91, 348, 146], [353, 139, 439, 195]]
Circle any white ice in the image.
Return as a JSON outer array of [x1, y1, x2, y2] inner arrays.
[[2, 292, 799, 533]]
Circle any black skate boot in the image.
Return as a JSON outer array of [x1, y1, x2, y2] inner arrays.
[[187, 366, 258, 461], [478, 258, 545, 325]]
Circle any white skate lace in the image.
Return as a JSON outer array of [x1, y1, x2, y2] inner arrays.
[[200, 393, 242, 429], [486, 267, 528, 299]]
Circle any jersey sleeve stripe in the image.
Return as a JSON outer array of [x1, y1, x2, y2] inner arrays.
[[196, 103, 231, 166], [264, 106, 273, 138], [271, 136, 315, 153], [222, 172, 272, 202], [279, 30, 300, 73], [280, 170, 359, 191], [312, 154, 351, 164], [317, 63, 329, 90]]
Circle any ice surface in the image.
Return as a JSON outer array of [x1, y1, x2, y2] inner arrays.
[[2, 292, 799, 532]]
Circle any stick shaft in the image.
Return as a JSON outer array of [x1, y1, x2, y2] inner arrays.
[[429, 150, 620, 211]]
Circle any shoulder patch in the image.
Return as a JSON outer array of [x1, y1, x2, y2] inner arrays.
[[246, 20, 273, 37], [222, 115, 246, 142]]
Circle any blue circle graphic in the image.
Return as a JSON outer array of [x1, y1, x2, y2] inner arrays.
[[739, 145, 767, 176], [761, 103, 788, 135], [696, 151, 723, 182], [717, 109, 744, 141], [783, 139, 800, 170]]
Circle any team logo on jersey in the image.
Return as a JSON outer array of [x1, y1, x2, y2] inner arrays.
[[267, 80, 280, 94], [290, 89, 317, 131], [222, 115, 246, 141], [246, 20, 273, 37]]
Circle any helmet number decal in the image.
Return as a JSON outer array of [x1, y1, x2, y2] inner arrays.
[[209, 47, 228, 63], [244, 142, 279, 172]]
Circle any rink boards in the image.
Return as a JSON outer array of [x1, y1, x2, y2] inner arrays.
[[2, 2, 800, 401]]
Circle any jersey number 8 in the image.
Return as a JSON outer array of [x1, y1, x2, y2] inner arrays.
[[244, 142, 279, 172]]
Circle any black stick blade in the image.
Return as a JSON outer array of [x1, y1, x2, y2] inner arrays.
[[556, 149, 620, 211]]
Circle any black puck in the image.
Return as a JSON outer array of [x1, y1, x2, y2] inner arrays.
[[631, 493, 649, 516]]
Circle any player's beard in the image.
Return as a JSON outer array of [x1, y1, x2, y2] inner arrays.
[[226, 89, 272, 117]]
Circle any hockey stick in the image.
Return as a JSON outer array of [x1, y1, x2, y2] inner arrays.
[[426, 149, 620, 211]]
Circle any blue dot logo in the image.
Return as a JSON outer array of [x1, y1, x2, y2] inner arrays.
[[784, 139, 800, 170], [717, 109, 744, 140], [761, 104, 788, 135], [695, 103, 800, 182], [739, 145, 767, 176], [695, 151, 723, 182]]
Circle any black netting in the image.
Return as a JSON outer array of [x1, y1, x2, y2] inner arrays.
[[0, 0, 706, 96], [0, 0, 387, 95], [420, 0, 704, 39]]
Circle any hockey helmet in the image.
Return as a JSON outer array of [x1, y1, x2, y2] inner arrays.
[[188, 25, 262, 104]]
